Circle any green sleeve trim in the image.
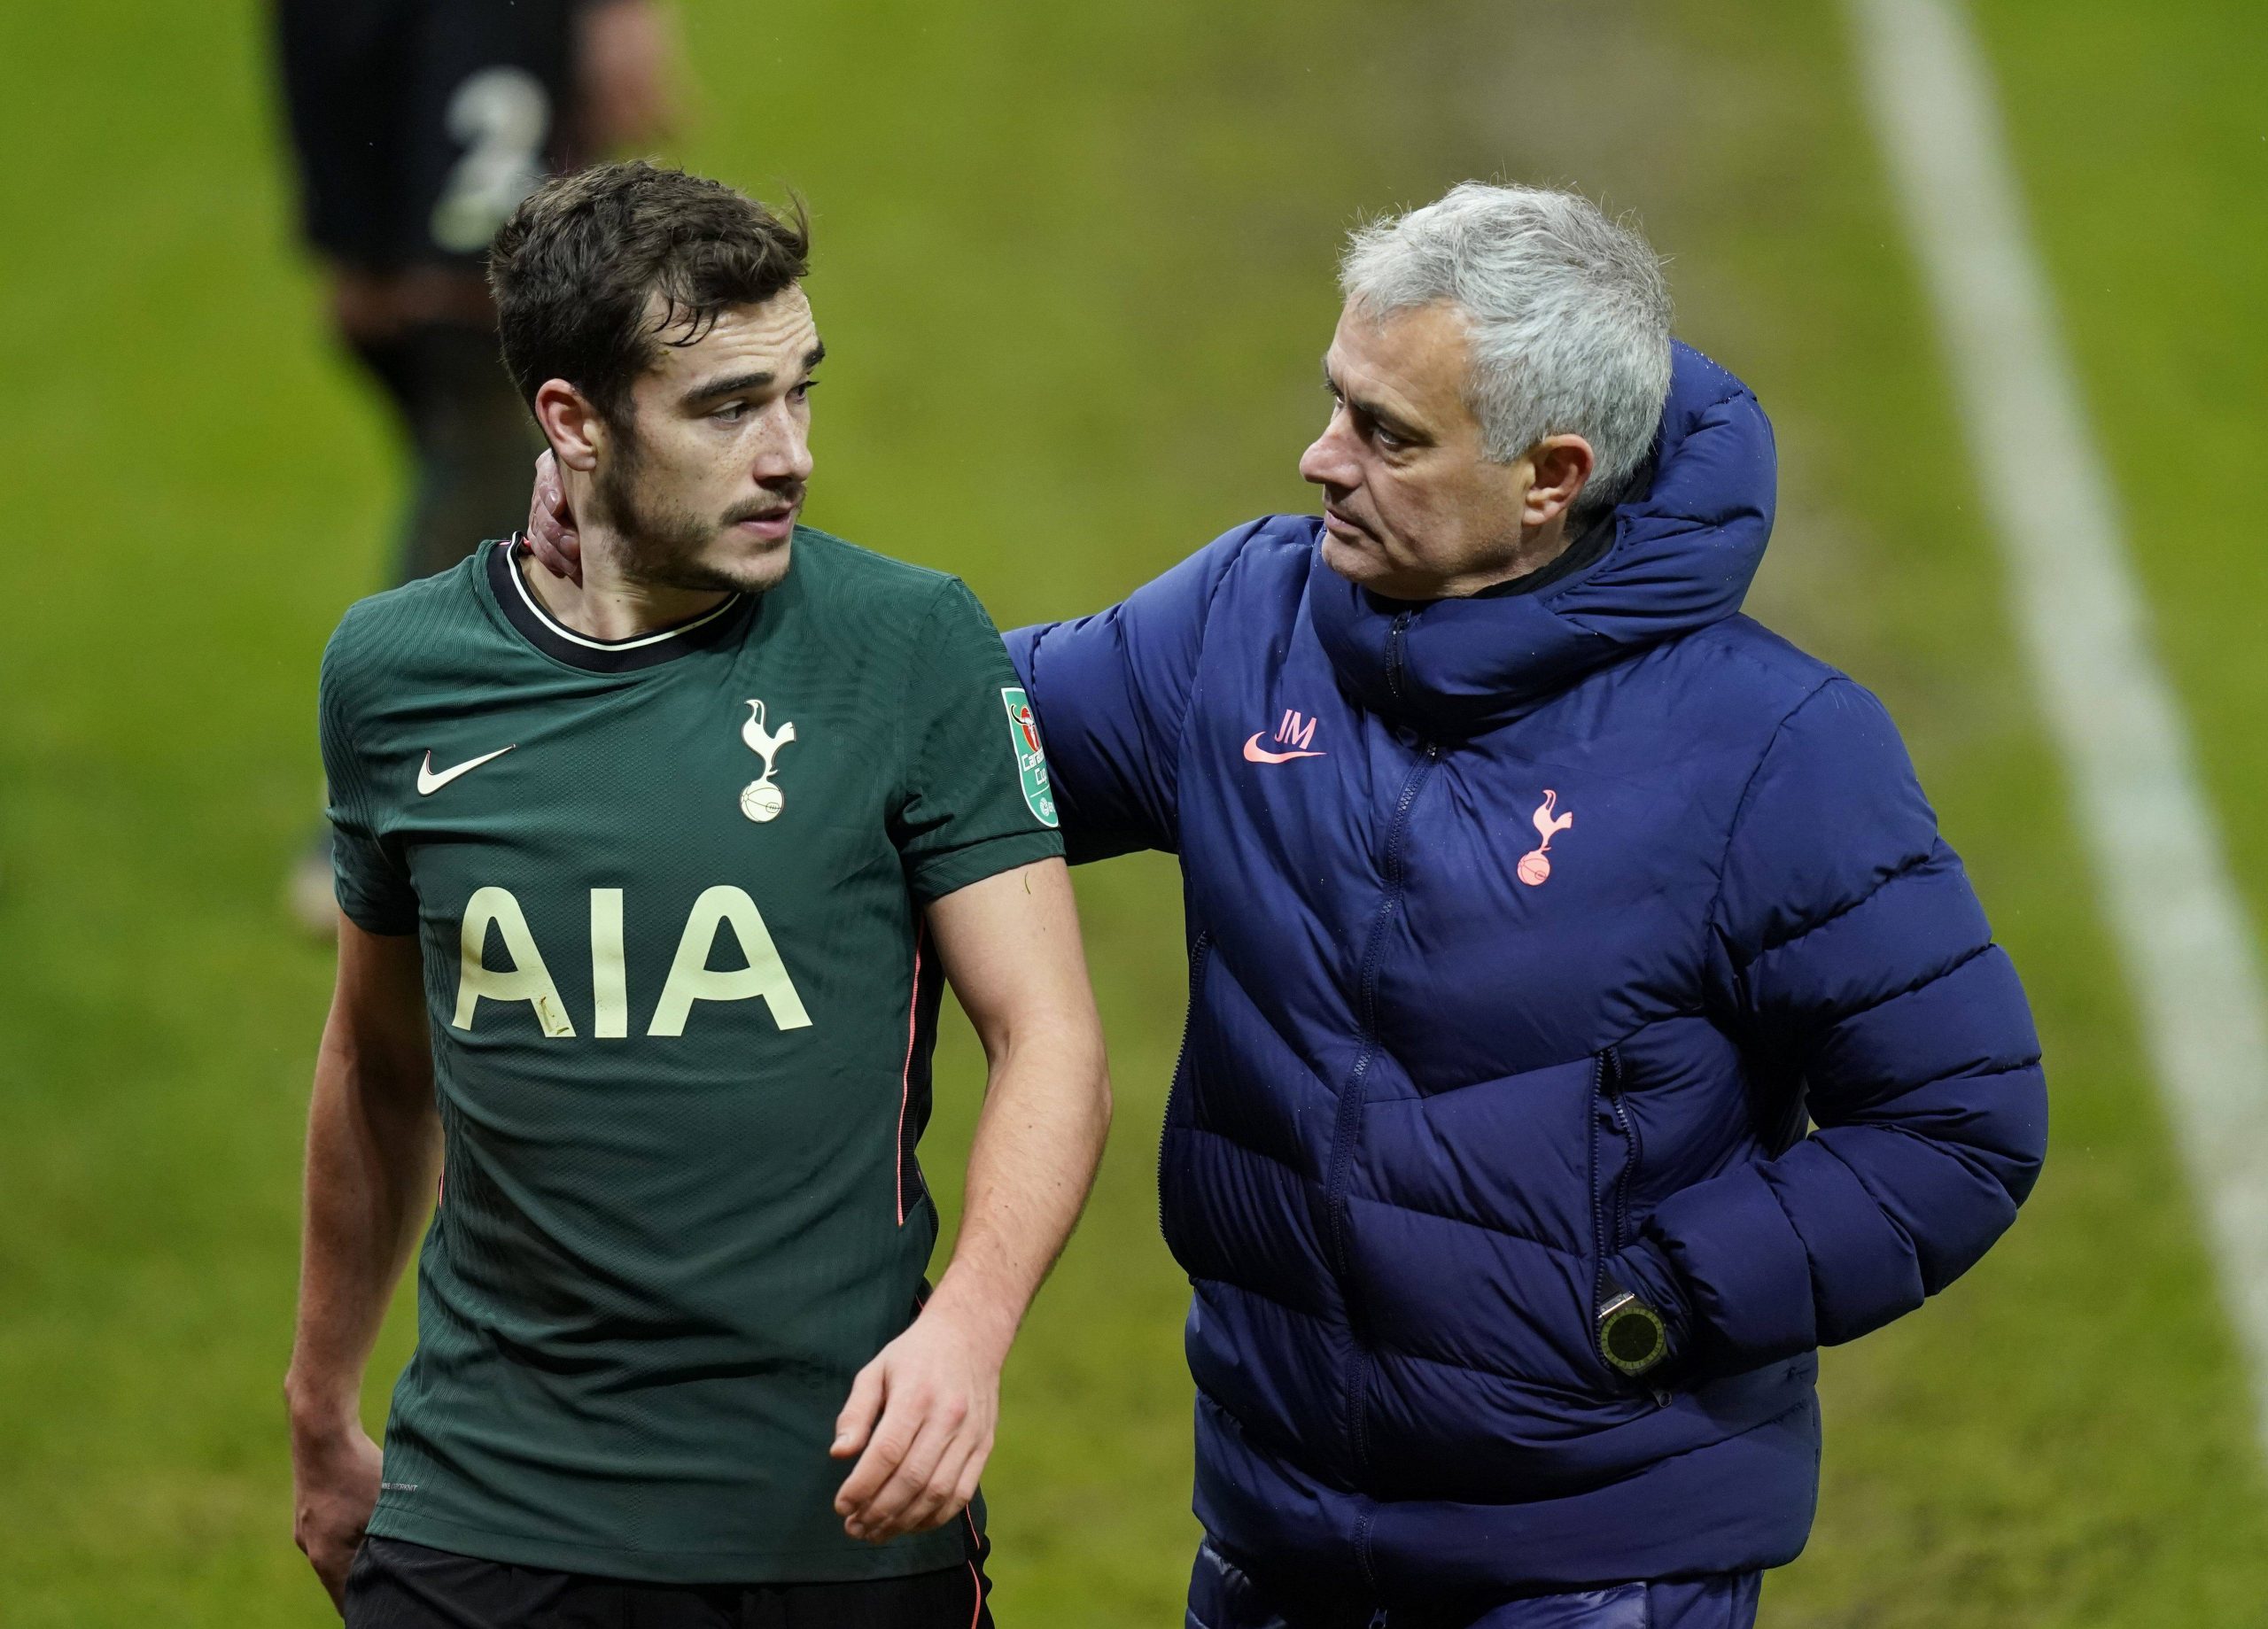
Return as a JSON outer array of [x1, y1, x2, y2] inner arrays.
[[905, 829, 1065, 904], [333, 878, 419, 937]]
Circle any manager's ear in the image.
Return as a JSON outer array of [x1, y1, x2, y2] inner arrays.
[[532, 379, 609, 473], [1522, 434, 1597, 531]]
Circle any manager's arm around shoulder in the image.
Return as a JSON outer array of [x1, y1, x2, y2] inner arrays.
[[1005, 519, 1273, 862]]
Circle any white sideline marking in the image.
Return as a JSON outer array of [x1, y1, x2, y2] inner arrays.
[[1848, 0, 2268, 1448]]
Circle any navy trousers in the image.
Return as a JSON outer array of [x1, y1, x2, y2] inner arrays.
[[1186, 1541, 1759, 1629]]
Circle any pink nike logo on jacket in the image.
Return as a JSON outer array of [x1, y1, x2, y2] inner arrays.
[[1246, 709, 1326, 763]]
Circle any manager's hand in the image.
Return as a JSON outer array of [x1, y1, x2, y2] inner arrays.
[[291, 1415, 382, 1612], [830, 1299, 1003, 1544], [524, 449, 583, 584]]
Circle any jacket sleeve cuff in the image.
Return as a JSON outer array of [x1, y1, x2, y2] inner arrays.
[[1646, 1167, 1819, 1372]]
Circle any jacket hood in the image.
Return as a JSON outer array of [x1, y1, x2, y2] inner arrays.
[[1309, 342, 1778, 736]]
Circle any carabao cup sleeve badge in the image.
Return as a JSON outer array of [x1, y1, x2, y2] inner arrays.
[[1000, 687, 1059, 828]]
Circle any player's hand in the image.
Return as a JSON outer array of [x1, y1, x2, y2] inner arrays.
[[524, 449, 583, 585], [291, 1415, 382, 1612], [830, 1301, 1006, 1544]]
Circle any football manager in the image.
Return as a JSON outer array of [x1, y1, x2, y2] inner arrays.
[[1007, 183, 2047, 1627], [530, 181, 2048, 1626]]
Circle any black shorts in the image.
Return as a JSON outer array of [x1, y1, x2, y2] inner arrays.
[[345, 1535, 997, 1629], [274, 0, 580, 268]]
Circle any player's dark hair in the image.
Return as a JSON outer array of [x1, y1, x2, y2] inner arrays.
[[488, 160, 812, 422]]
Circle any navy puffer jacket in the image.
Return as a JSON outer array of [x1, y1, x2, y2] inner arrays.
[[1006, 346, 2047, 1598]]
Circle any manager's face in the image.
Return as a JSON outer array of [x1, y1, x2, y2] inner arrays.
[[593, 284, 823, 596], [1301, 298, 1545, 602]]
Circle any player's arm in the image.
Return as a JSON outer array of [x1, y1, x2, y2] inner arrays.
[[285, 918, 437, 1612], [830, 858, 1111, 1543]]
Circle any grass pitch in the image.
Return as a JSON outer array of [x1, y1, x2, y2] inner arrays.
[[1, 1, 2263, 1623]]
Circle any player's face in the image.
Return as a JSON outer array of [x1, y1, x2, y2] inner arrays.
[[1299, 299, 1538, 601], [594, 287, 823, 596]]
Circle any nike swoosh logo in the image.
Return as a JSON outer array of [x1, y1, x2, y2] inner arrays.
[[417, 745, 517, 795], [1243, 733, 1327, 764]]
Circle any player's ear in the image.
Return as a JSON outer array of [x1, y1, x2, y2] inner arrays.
[[533, 379, 607, 473]]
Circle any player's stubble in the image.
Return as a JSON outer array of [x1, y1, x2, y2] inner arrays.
[[591, 414, 804, 597]]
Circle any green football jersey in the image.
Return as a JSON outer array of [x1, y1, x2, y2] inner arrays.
[[318, 531, 1063, 1583]]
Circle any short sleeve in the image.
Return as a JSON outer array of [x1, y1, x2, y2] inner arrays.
[[319, 627, 418, 935], [891, 579, 1068, 902]]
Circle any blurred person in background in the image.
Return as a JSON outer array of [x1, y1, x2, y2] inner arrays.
[[276, 0, 682, 929], [524, 181, 2048, 1627]]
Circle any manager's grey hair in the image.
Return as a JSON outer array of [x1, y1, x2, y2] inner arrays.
[[1340, 182, 1673, 515]]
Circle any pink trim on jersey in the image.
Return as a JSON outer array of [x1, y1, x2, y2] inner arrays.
[[961, 1506, 985, 1623], [897, 928, 924, 1226]]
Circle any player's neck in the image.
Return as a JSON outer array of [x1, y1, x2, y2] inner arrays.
[[518, 536, 734, 643]]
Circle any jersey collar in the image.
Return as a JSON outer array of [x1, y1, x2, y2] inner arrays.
[[487, 538, 757, 673]]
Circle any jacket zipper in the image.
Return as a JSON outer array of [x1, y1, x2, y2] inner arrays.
[[1158, 931, 1215, 1244], [1591, 1046, 1667, 1403], [1384, 611, 1411, 703], [1588, 1052, 1608, 1328], [1322, 726, 1440, 1475], [1598, 1045, 1632, 1253]]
